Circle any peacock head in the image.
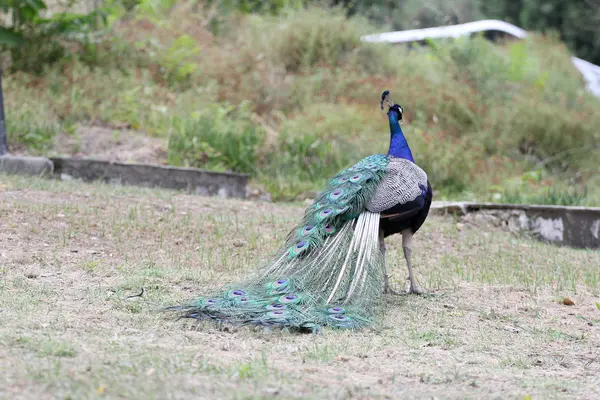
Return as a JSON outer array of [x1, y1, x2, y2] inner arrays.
[[380, 90, 403, 122]]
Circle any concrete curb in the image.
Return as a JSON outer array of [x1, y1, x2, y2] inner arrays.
[[1, 155, 249, 199], [431, 201, 600, 249], [0, 155, 54, 176], [50, 157, 250, 198]]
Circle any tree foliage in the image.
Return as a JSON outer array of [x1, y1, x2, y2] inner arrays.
[[481, 0, 600, 65], [0, 0, 106, 73], [337, 0, 600, 65]]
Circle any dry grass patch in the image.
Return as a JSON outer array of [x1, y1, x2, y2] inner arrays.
[[1, 174, 599, 399]]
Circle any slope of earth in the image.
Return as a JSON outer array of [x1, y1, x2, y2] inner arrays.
[[0, 173, 599, 399], [14, 125, 168, 165], [53, 126, 168, 164]]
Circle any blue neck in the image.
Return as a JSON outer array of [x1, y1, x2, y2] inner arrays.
[[387, 111, 415, 162]]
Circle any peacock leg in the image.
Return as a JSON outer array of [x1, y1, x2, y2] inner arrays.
[[402, 229, 423, 295], [381, 230, 400, 295]]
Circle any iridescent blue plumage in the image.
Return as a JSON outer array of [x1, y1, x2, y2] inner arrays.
[[387, 106, 415, 162]]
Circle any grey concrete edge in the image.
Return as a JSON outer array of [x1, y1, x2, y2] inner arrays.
[[1, 155, 251, 199], [0, 154, 54, 177], [431, 201, 600, 214], [49, 156, 250, 199], [431, 201, 600, 249], [49, 157, 250, 178]]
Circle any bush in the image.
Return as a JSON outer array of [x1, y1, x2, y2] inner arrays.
[[0, 0, 107, 73], [167, 102, 265, 173], [261, 103, 379, 198], [207, 0, 305, 15], [256, 7, 369, 72]]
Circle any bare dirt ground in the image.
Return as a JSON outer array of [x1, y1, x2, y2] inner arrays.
[[53, 126, 168, 164], [1, 174, 599, 399]]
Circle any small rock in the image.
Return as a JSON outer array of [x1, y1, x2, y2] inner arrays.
[[259, 192, 272, 202], [504, 325, 520, 333], [562, 297, 575, 306]]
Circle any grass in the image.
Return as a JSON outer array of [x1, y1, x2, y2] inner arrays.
[[1, 173, 600, 398], [4, 2, 600, 205]]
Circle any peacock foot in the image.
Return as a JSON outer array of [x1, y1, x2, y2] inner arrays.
[[384, 285, 402, 295], [409, 284, 424, 295], [383, 274, 401, 295]]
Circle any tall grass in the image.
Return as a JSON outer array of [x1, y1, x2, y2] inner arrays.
[[4, 3, 600, 205], [167, 102, 265, 173]]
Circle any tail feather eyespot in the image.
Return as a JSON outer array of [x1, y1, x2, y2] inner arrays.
[[227, 289, 246, 298], [317, 207, 334, 220], [323, 224, 336, 235], [266, 310, 288, 318], [279, 294, 302, 304], [328, 188, 345, 201], [267, 278, 290, 294], [266, 303, 287, 311], [299, 225, 315, 236], [288, 240, 309, 257]]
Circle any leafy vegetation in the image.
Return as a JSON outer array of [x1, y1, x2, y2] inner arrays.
[[167, 102, 265, 173], [338, 0, 600, 67], [0, 0, 106, 73], [1, 1, 599, 205], [480, 0, 600, 66]]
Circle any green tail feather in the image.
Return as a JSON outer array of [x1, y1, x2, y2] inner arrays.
[[171, 155, 391, 332]]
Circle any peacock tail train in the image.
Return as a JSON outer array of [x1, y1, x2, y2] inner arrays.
[[171, 154, 393, 332]]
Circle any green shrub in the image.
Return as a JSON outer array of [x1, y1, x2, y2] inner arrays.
[[0, 0, 107, 73], [167, 102, 265, 173], [261, 103, 382, 199], [153, 34, 201, 87], [257, 7, 369, 72], [208, 0, 305, 15], [5, 107, 61, 153]]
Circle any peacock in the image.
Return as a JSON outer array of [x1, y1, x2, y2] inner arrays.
[[170, 90, 433, 332]]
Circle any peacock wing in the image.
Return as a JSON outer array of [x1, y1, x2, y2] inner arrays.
[[284, 154, 391, 258], [366, 157, 429, 214]]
